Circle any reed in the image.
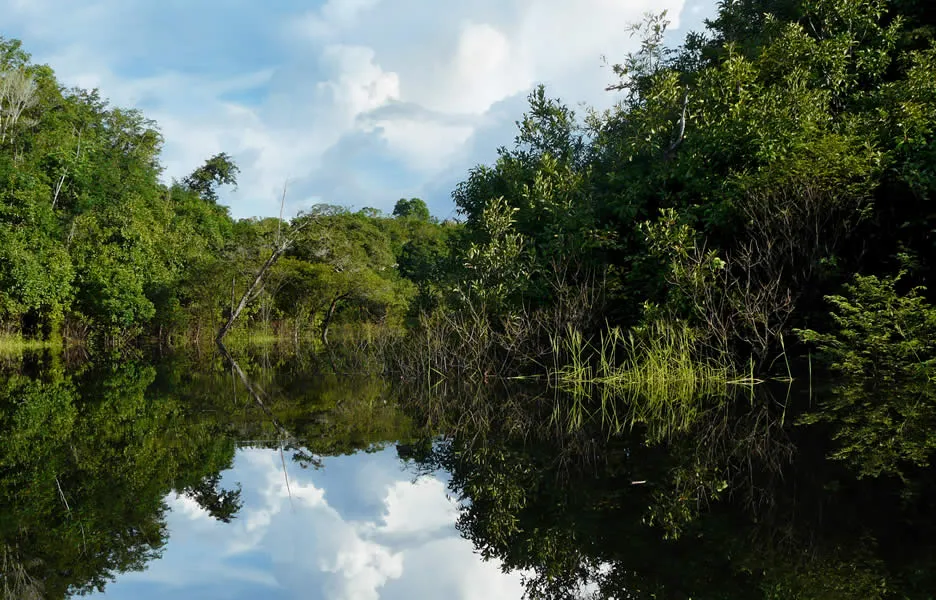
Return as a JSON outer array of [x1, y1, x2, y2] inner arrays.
[[550, 320, 749, 437], [554, 321, 732, 395]]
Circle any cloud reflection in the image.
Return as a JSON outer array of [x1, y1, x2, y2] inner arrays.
[[91, 447, 526, 599]]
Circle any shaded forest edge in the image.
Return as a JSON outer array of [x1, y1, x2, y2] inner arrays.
[[2, 0, 936, 386]]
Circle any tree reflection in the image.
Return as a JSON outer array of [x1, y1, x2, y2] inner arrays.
[[0, 361, 239, 598], [3, 346, 935, 599], [801, 378, 936, 480], [399, 381, 936, 599], [0, 346, 419, 598]]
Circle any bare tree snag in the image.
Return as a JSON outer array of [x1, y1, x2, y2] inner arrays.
[[52, 128, 82, 209], [665, 88, 689, 159], [216, 243, 287, 342], [0, 69, 38, 145], [216, 182, 315, 343], [321, 293, 350, 345]]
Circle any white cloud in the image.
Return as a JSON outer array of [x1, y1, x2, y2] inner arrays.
[[316, 536, 403, 600], [169, 494, 213, 522], [434, 22, 529, 116], [318, 45, 400, 121], [1, 0, 710, 218], [298, 0, 382, 40], [383, 537, 527, 600], [370, 118, 475, 172]]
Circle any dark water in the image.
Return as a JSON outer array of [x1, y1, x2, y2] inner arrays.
[[1, 349, 934, 599]]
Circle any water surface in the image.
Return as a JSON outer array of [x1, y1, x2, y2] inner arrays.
[[1, 349, 934, 599]]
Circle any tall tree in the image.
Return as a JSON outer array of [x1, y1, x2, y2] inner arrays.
[[181, 152, 239, 204], [392, 197, 431, 221]]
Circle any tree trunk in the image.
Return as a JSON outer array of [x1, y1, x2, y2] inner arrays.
[[216, 245, 285, 342], [321, 294, 349, 345]]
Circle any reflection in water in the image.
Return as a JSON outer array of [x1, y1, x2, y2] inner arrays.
[[0, 348, 934, 599], [398, 378, 936, 599], [0, 360, 237, 599], [89, 448, 527, 599], [800, 377, 936, 479]]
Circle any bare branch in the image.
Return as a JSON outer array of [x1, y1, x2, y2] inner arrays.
[[665, 88, 689, 158]]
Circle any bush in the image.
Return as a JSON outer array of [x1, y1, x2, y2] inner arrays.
[[797, 272, 936, 383]]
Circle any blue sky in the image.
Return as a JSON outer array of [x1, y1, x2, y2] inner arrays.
[[2, 0, 715, 220], [88, 447, 531, 600]]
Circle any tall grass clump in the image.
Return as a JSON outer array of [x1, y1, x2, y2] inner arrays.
[[550, 320, 743, 437], [553, 320, 733, 397], [0, 333, 56, 357]]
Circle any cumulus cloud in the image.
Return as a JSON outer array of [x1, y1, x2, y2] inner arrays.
[[1, 0, 713, 218], [377, 478, 457, 536]]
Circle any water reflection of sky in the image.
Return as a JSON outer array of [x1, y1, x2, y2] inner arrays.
[[90, 447, 527, 599]]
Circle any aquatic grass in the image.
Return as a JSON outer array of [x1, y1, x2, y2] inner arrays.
[[553, 321, 734, 398], [549, 321, 751, 437], [0, 334, 56, 357], [217, 326, 297, 348]]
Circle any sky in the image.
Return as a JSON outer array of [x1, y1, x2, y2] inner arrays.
[[89, 447, 531, 599], [2, 0, 715, 220]]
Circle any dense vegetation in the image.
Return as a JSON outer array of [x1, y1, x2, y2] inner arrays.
[[438, 0, 936, 383], [4, 0, 936, 383], [0, 36, 451, 347]]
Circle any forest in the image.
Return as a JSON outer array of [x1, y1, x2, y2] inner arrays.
[[2, 0, 935, 386], [4, 1, 936, 598], [0, 34, 451, 348]]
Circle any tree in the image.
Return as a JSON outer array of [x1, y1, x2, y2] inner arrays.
[[392, 197, 431, 221], [215, 207, 314, 343], [182, 152, 239, 204], [288, 209, 415, 342]]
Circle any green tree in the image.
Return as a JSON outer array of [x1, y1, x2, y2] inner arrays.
[[392, 197, 431, 221], [181, 152, 240, 204]]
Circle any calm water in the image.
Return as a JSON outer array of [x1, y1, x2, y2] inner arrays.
[[1, 348, 934, 599]]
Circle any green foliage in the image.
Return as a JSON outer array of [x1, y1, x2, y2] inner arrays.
[[392, 197, 431, 221], [3, 0, 936, 377], [0, 222, 73, 326], [797, 271, 936, 479], [397, 225, 451, 311], [181, 152, 239, 204], [458, 196, 531, 312], [437, 0, 936, 380], [798, 272, 936, 383], [0, 37, 454, 345]]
